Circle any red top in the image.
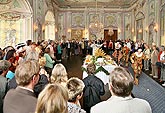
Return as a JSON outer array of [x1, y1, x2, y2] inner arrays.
[[158, 51, 163, 61]]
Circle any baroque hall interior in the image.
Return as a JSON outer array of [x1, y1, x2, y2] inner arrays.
[[0, 1, 165, 113]]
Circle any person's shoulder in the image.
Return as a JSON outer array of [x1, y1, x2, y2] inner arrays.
[[93, 100, 108, 106], [68, 102, 86, 113], [0, 75, 7, 81], [44, 53, 49, 56], [91, 101, 109, 113], [133, 98, 149, 103], [132, 98, 152, 112], [133, 98, 151, 106], [94, 76, 104, 83], [5, 88, 15, 96]]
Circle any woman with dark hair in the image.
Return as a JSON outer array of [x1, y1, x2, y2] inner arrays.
[[0, 49, 4, 60], [5, 49, 18, 80], [44, 47, 55, 76], [83, 63, 105, 113], [3, 46, 14, 60]]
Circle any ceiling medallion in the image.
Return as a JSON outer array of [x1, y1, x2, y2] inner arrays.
[[0, 0, 12, 4]]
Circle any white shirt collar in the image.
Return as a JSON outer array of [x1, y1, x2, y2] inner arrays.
[[108, 95, 133, 101], [18, 86, 34, 92]]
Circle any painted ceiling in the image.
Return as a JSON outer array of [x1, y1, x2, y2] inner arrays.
[[54, 0, 139, 8]]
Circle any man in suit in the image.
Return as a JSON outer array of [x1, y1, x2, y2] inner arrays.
[[91, 66, 152, 113], [3, 60, 40, 113], [0, 60, 11, 113]]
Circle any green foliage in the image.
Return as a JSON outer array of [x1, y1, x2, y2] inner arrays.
[[82, 65, 109, 75]]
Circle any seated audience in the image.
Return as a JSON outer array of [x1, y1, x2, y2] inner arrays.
[[0, 60, 11, 113], [66, 77, 86, 113], [83, 63, 105, 113], [35, 84, 68, 113], [91, 66, 152, 113], [3, 60, 40, 113], [51, 63, 68, 87]]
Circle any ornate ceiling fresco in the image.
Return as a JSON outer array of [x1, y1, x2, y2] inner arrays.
[[0, 0, 32, 20], [0, 0, 12, 4], [54, 0, 138, 8]]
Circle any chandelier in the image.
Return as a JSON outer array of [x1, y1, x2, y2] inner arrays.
[[108, 27, 114, 36], [89, 0, 103, 35]]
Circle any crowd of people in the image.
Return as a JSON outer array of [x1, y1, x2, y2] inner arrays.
[[0, 38, 164, 113]]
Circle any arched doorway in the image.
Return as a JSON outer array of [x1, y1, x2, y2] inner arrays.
[[0, 0, 33, 48], [44, 11, 55, 41]]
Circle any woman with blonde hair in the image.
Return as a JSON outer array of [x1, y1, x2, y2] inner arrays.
[[35, 84, 68, 113], [51, 63, 68, 87], [66, 77, 86, 113]]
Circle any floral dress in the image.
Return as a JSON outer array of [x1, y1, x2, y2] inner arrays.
[[68, 102, 86, 113], [130, 51, 146, 84]]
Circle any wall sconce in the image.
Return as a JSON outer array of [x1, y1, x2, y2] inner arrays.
[[139, 29, 142, 33], [55, 28, 58, 32], [42, 24, 45, 31], [85, 29, 88, 34], [145, 27, 148, 32], [33, 23, 38, 32], [67, 29, 71, 33], [132, 28, 134, 33], [154, 23, 158, 32], [118, 28, 121, 34]]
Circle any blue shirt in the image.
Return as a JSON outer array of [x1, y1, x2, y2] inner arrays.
[[6, 71, 15, 80]]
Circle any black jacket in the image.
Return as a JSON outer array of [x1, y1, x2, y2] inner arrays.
[[83, 75, 105, 112]]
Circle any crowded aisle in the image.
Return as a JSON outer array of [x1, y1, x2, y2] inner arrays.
[[0, 39, 165, 113]]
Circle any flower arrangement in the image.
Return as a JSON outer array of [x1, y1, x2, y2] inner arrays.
[[82, 48, 116, 75], [84, 48, 115, 66]]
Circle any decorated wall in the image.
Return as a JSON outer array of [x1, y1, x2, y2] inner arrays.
[[57, 9, 122, 41], [56, 0, 162, 46], [160, 0, 165, 45], [0, 0, 32, 48]]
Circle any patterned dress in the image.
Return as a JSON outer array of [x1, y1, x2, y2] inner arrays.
[[130, 52, 146, 84], [68, 102, 86, 113], [122, 46, 130, 66]]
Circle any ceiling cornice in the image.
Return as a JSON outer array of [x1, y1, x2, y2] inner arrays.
[[54, 0, 139, 9]]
